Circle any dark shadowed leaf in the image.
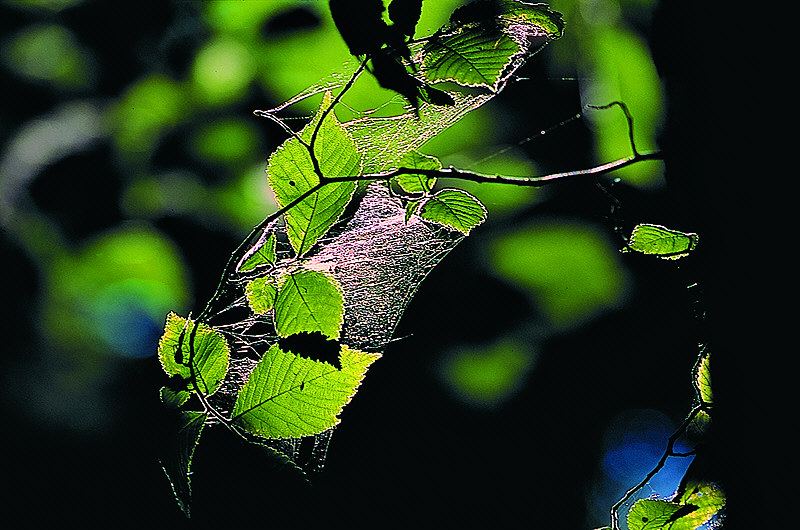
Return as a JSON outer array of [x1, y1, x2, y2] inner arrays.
[[159, 411, 206, 518]]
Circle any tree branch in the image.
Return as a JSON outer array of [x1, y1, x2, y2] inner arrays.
[[609, 406, 702, 530], [328, 150, 662, 188]]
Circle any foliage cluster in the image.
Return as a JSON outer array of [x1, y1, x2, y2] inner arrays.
[[153, 2, 723, 529]]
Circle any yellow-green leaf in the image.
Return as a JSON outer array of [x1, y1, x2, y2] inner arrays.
[[231, 344, 380, 439]]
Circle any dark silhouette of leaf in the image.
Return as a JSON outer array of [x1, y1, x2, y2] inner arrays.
[[278, 331, 342, 370], [449, 0, 504, 25], [329, 0, 453, 109], [369, 50, 424, 107], [419, 84, 455, 106], [388, 0, 424, 37], [370, 50, 453, 109], [329, 0, 388, 56]]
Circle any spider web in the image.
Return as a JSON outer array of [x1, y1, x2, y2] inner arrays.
[[199, 57, 502, 472], [206, 183, 464, 471]]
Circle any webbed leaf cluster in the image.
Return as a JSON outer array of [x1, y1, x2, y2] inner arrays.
[[155, 0, 569, 517]]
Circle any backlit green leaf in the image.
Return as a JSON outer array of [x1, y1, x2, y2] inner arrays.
[[267, 94, 361, 256], [157, 312, 230, 399], [624, 223, 699, 259], [671, 482, 725, 529], [245, 276, 278, 314], [627, 499, 695, 530], [274, 269, 344, 339], [392, 151, 441, 194], [421, 0, 565, 91], [419, 188, 487, 234], [231, 344, 380, 438], [695, 353, 713, 405], [238, 231, 276, 273]]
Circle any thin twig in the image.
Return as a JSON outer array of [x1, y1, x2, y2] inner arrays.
[[610, 406, 702, 530], [196, 182, 324, 321], [328, 150, 662, 188], [587, 101, 640, 157]]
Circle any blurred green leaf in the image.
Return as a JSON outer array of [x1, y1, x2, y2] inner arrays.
[[583, 26, 663, 185], [490, 221, 629, 327], [191, 36, 256, 105], [191, 118, 259, 166], [44, 224, 189, 357], [441, 339, 535, 408], [2, 24, 92, 88], [108, 74, 187, 154]]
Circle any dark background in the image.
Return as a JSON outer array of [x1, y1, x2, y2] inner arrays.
[[0, 1, 770, 528]]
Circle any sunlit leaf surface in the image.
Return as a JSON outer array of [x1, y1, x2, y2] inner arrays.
[[274, 269, 345, 339], [420, 188, 487, 234], [232, 344, 380, 438], [625, 224, 699, 259], [267, 94, 361, 256], [157, 312, 230, 399]]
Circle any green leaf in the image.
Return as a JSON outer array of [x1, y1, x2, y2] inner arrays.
[[157, 312, 230, 399], [421, 0, 565, 91], [267, 93, 361, 256], [624, 224, 699, 259], [238, 231, 276, 273], [671, 482, 725, 530], [422, 27, 520, 90], [274, 269, 345, 339], [695, 353, 713, 405], [392, 151, 441, 194], [245, 276, 278, 314], [627, 499, 696, 530], [231, 343, 380, 438], [419, 188, 487, 234], [159, 411, 206, 518]]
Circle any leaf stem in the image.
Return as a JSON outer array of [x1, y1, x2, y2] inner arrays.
[[196, 182, 325, 322]]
